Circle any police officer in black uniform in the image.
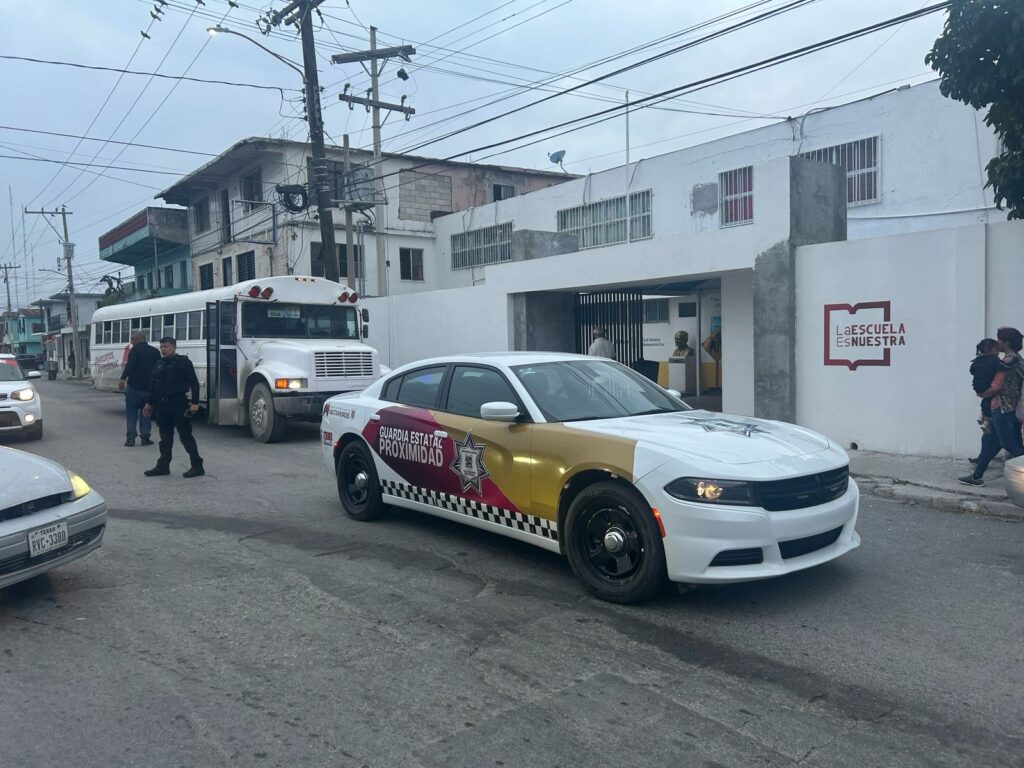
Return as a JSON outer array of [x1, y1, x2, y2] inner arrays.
[[142, 337, 204, 478]]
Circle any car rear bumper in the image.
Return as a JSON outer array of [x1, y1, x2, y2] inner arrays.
[[0, 493, 107, 589], [649, 479, 860, 584]]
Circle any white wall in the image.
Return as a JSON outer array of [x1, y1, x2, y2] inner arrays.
[[795, 221, 1023, 457], [721, 271, 754, 416]]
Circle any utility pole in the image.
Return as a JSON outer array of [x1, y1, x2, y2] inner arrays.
[[0, 263, 21, 312], [25, 206, 82, 378], [343, 134, 356, 290], [334, 31, 415, 296], [264, 0, 341, 283], [625, 90, 631, 167]]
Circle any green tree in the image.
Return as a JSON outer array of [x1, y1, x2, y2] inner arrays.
[[926, 0, 1024, 219]]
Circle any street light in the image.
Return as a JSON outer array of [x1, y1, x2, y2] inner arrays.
[[207, 25, 305, 80]]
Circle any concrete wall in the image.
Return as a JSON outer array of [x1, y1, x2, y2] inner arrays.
[[795, 220, 1024, 457]]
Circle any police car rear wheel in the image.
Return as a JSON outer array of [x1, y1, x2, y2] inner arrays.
[[565, 481, 667, 604], [337, 442, 385, 521]]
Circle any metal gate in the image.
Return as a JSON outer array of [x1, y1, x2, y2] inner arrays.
[[574, 290, 647, 373]]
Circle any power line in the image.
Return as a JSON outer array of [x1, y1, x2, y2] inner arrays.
[[367, 2, 952, 189], [0, 55, 302, 93], [0, 125, 219, 157]]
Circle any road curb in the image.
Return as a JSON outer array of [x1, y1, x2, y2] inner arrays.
[[854, 475, 1024, 522]]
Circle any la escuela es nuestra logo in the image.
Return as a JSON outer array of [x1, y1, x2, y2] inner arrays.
[[824, 301, 907, 370]]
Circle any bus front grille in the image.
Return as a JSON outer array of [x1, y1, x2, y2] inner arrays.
[[314, 351, 374, 378]]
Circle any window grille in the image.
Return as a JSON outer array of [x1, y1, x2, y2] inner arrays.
[[199, 263, 214, 290], [238, 251, 256, 282], [719, 166, 753, 226], [493, 184, 515, 202], [644, 299, 669, 323], [800, 136, 879, 206], [451, 221, 513, 270], [557, 189, 652, 250]]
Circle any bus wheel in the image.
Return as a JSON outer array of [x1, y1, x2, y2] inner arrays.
[[249, 382, 286, 443]]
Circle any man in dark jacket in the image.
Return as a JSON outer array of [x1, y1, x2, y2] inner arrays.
[[118, 331, 161, 447], [142, 337, 204, 478]]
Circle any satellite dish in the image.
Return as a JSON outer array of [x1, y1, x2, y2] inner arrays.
[[548, 150, 566, 164]]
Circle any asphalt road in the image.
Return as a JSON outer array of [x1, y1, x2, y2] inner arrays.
[[2, 379, 1022, 768]]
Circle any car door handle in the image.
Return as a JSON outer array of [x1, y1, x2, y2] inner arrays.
[[370, 413, 381, 422], [434, 429, 448, 438]]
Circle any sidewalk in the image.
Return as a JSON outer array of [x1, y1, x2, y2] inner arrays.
[[850, 450, 1023, 521]]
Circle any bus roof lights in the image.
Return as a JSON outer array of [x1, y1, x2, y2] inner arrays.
[[348, 292, 359, 303], [260, 287, 274, 299], [338, 292, 349, 303], [248, 286, 262, 298]]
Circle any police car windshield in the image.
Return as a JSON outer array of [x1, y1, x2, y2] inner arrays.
[[0, 360, 27, 381], [513, 360, 689, 422], [241, 302, 359, 339]]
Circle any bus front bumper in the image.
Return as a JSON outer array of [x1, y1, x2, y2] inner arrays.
[[273, 392, 343, 418]]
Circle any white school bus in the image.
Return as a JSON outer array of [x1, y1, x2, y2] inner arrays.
[[90, 276, 381, 442]]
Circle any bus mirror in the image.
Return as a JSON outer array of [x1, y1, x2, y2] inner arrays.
[[360, 308, 369, 322], [362, 324, 369, 339]]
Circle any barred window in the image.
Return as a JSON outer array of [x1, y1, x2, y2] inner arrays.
[[557, 189, 652, 250], [644, 298, 669, 323], [719, 166, 753, 227], [451, 221, 513, 270], [801, 136, 879, 206]]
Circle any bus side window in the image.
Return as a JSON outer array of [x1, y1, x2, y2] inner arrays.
[[162, 314, 174, 340], [103, 321, 112, 345], [94, 324, 101, 345], [175, 313, 187, 341], [188, 311, 203, 341]]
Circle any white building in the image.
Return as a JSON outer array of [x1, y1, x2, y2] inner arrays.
[[364, 80, 1019, 458]]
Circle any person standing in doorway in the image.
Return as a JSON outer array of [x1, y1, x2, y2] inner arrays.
[[66, 348, 75, 376], [960, 327, 1024, 486], [588, 326, 616, 359], [142, 337, 204, 478], [118, 330, 161, 447]]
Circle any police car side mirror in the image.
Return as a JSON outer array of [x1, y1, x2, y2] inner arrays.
[[666, 388, 682, 399], [27, 371, 42, 380], [480, 401, 519, 422]]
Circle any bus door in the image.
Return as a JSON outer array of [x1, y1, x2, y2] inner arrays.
[[205, 301, 241, 425]]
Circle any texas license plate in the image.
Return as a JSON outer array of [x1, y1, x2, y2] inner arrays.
[[28, 522, 68, 558]]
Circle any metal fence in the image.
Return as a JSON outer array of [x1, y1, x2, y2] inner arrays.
[[557, 189, 652, 250], [801, 136, 879, 206], [451, 221, 513, 270]]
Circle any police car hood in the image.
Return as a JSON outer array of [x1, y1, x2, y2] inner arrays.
[[0, 446, 73, 506], [564, 410, 833, 466]]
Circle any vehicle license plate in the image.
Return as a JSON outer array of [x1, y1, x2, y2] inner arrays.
[[28, 522, 68, 558]]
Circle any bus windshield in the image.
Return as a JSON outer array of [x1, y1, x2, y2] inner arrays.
[[241, 302, 359, 340]]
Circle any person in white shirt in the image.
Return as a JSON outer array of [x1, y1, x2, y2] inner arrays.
[[588, 326, 616, 359]]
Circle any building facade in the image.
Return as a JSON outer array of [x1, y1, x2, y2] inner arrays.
[[1, 308, 44, 356], [31, 291, 104, 369], [155, 138, 571, 298], [99, 207, 192, 304]]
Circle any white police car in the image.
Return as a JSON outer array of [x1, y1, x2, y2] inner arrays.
[[321, 353, 860, 603]]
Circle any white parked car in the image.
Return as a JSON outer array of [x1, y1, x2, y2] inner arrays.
[[320, 353, 860, 603], [0, 446, 107, 589], [0, 354, 43, 440]]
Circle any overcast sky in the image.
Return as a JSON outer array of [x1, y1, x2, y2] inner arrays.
[[0, 0, 947, 306]]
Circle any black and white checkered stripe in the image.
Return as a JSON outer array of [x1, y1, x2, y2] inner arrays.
[[380, 479, 559, 542]]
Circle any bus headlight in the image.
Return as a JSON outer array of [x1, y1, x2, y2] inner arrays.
[[274, 378, 307, 390]]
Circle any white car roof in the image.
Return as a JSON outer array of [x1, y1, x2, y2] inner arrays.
[[392, 352, 596, 372]]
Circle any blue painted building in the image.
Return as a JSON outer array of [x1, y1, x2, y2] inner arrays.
[[1, 308, 44, 356], [99, 207, 191, 305]]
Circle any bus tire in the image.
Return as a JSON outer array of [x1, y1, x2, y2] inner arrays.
[[248, 382, 286, 443]]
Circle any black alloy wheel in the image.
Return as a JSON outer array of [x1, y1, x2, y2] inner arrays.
[[565, 481, 667, 603], [336, 441, 385, 521]]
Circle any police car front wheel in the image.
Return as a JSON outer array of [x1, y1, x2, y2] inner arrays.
[[336, 441, 385, 521], [565, 481, 667, 604]]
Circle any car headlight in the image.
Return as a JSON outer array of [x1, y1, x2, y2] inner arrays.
[[67, 471, 92, 500], [11, 387, 35, 401], [665, 478, 755, 505], [274, 378, 307, 390]]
